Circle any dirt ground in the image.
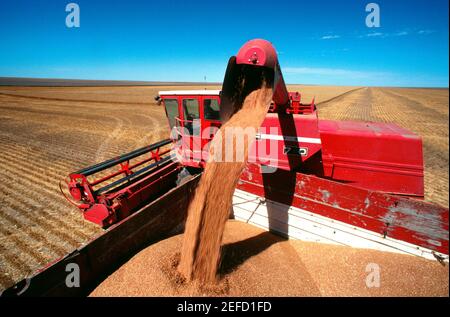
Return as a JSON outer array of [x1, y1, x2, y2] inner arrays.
[[0, 85, 448, 293], [91, 220, 448, 297]]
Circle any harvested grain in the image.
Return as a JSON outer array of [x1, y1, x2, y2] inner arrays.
[[178, 86, 273, 284], [90, 220, 449, 297]]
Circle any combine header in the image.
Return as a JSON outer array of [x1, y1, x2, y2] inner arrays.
[[4, 39, 448, 296], [63, 139, 177, 227]]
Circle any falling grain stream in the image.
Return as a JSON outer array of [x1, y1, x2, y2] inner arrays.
[[178, 87, 273, 284]]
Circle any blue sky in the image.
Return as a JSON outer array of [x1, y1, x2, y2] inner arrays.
[[0, 0, 448, 87]]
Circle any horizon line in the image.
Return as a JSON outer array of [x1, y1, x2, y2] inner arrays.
[[0, 76, 448, 89]]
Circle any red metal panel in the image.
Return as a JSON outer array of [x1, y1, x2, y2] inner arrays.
[[249, 113, 321, 171], [319, 120, 424, 197], [237, 163, 448, 255]]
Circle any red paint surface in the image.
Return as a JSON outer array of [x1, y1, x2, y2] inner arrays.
[[237, 163, 448, 255], [319, 120, 424, 196]]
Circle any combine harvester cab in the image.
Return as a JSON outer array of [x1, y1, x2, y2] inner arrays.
[[159, 89, 222, 168], [3, 38, 447, 296]]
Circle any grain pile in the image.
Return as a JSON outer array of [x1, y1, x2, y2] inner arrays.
[[178, 86, 273, 284], [90, 220, 448, 296]]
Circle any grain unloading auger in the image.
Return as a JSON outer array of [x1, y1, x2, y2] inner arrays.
[[3, 39, 448, 296]]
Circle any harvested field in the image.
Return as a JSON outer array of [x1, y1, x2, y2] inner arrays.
[[0, 85, 179, 291], [0, 85, 448, 293], [0, 84, 355, 106], [91, 220, 448, 297]]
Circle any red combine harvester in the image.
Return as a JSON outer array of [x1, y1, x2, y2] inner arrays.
[[4, 39, 448, 296]]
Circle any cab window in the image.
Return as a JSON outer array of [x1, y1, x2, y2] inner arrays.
[[204, 98, 220, 121], [164, 98, 179, 130], [183, 99, 200, 120], [182, 98, 200, 135]]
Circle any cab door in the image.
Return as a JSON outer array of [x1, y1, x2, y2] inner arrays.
[[200, 95, 221, 161], [181, 96, 202, 162], [162, 97, 180, 139]]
